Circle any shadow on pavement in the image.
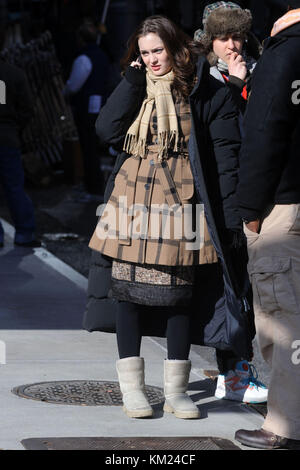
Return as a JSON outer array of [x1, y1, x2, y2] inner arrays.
[[0, 245, 86, 330]]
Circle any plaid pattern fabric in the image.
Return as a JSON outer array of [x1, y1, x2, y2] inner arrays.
[[89, 93, 218, 266], [203, 1, 241, 25]]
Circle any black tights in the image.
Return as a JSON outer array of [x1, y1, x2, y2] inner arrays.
[[116, 301, 191, 360]]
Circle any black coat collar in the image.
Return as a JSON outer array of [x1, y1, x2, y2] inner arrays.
[[190, 55, 210, 98], [263, 20, 300, 50]]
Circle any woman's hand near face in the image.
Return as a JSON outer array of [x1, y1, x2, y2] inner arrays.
[[130, 58, 143, 69], [228, 52, 247, 81]]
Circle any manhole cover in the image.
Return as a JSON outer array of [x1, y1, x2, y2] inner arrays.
[[21, 436, 240, 451], [12, 381, 164, 406]]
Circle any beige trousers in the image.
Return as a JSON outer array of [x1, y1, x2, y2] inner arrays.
[[245, 204, 300, 440]]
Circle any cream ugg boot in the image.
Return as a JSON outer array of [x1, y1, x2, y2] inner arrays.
[[116, 356, 153, 418], [163, 359, 200, 419]]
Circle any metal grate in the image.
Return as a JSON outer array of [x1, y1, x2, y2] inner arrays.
[[21, 437, 240, 451], [12, 380, 164, 406]]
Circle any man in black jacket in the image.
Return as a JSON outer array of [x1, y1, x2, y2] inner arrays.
[[0, 56, 39, 248], [235, 0, 300, 450]]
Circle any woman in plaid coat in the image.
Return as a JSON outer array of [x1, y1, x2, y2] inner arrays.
[[85, 15, 253, 419]]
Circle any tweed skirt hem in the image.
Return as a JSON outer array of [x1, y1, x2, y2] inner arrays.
[[111, 259, 202, 306], [111, 278, 194, 306]]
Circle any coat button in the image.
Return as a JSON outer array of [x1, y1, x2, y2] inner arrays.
[[149, 159, 154, 165], [144, 184, 150, 190]]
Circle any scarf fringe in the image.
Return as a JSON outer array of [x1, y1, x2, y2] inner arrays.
[[124, 130, 179, 162], [124, 133, 147, 158], [157, 130, 179, 162]]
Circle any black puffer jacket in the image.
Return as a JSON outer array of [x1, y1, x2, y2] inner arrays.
[[83, 56, 254, 359]]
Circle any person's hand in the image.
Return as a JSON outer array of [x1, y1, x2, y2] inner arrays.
[[130, 58, 143, 69], [228, 52, 247, 81], [245, 220, 260, 233]]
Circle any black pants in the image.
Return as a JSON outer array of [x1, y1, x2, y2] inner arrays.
[[216, 349, 241, 374], [0, 146, 36, 244], [116, 301, 191, 360], [116, 301, 243, 372]]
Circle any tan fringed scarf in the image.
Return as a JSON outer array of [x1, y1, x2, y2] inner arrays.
[[123, 69, 179, 161]]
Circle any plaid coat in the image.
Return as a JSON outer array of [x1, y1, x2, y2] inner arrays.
[[83, 58, 254, 359], [89, 93, 217, 266]]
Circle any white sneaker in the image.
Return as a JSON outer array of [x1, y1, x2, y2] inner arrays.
[[215, 360, 268, 403]]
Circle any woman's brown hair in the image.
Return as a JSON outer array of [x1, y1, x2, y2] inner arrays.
[[121, 15, 204, 98]]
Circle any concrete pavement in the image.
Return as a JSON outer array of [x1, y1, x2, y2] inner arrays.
[[0, 217, 264, 451]]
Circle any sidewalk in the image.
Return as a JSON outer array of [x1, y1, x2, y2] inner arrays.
[[0, 217, 264, 451]]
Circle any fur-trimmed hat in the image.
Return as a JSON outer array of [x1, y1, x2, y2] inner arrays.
[[194, 2, 258, 67], [194, 2, 252, 47]]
